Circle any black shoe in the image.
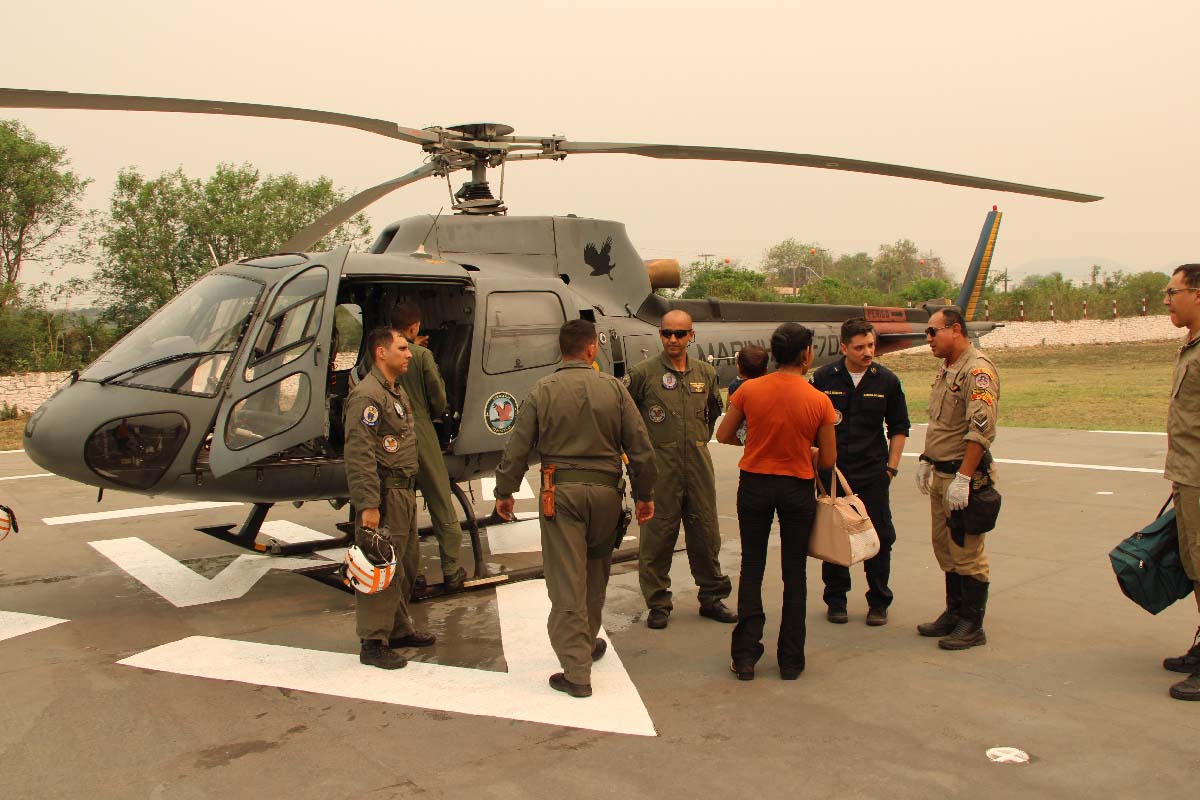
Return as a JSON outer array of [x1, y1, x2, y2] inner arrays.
[[779, 666, 804, 681], [1169, 671, 1200, 701], [866, 607, 888, 627], [647, 608, 670, 629], [359, 640, 407, 669], [549, 672, 592, 698], [730, 661, 755, 681], [938, 618, 987, 650], [592, 638, 607, 661], [699, 601, 737, 623], [443, 566, 467, 593], [410, 574, 429, 603], [826, 607, 849, 625], [388, 630, 437, 648], [1163, 627, 1200, 674]]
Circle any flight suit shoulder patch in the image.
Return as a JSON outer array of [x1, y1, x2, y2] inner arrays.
[[362, 404, 380, 427]]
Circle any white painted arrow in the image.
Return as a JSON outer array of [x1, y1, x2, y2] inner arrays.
[[119, 580, 656, 736], [0, 610, 68, 642], [89, 537, 330, 607]]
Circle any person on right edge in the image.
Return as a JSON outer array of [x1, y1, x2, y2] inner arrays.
[[915, 306, 999, 651], [811, 317, 909, 627], [716, 323, 836, 681], [1161, 264, 1200, 702]]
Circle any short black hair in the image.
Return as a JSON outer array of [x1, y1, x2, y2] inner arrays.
[[736, 344, 769, 378], [1174, 264, 1200, 289], [840, 317, 875, 344], [938, 306, 966, 335], [770, 322, 814, 367], [366, 326, 398, 361], [391, 302, 422, 331], [559, 319, 598, 358]]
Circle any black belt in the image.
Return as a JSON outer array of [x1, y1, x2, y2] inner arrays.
[[379, 471, 416, 490], [923, 452, 992, 475], [548, 468, 621, 489]]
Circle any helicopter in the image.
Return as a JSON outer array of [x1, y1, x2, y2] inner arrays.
[[1, 88, 1100, 581]]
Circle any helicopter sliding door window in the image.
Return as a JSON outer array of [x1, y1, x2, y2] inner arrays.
[[244, 266, 328, 381], [224, 374, 312, 450], [483, 292, 565, 374]]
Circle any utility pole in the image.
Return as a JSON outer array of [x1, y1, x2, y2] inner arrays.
[[697, 253, 715, 268], [998, 269, 1010, 293]]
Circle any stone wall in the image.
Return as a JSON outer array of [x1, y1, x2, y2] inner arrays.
[[0, 316, 1185, 415]]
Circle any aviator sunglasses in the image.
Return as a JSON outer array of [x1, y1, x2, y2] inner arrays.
[[660, 328, 692, 339]]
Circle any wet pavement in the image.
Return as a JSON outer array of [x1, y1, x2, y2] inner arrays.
[[1, 427, 1198, 798]]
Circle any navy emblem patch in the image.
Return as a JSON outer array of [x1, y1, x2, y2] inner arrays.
[[648, 405, 666, 424], [485, 392, 518, 435], [382, 435, 400, 453], [362, 405, 380, 427]]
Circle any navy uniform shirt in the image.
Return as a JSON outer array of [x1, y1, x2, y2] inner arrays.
[[811, 357, 910, 484]]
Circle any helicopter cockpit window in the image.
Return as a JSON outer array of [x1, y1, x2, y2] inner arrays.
[[483, 291, 565, 374], [244, 266, 327, 381], [81, 273, 261, 397], [224, 372, 311, 450]]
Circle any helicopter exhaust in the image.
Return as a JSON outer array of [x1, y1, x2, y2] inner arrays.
[[645, 259, 681, 290]]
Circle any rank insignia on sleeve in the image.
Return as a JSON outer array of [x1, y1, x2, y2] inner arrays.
[[362, 405, 380, 427], [382, 435, 400, 453], [648, 405, 666, 423], [970, 388, 995, 406], [972, 412, 990, 431], [662, 373, 678, 390]]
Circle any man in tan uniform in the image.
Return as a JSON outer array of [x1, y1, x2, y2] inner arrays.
[[627, 309, 735, 629], [392, 302, 467, 597], [1161, 264, 1200, 701], [915, 307, 999, 651], [343, 326, 436, 669], [494, 319, 657, 698]]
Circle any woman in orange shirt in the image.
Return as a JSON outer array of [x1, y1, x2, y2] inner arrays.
[[716, 323, 837, 681]]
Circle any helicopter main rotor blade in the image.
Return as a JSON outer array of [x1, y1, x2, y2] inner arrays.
[[281, 162, 441, 252], [555, 141, 1102, 203], [0, 88, 441, 146]]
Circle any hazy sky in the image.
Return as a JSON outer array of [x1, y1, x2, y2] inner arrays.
[[4, 1, 1197, 296]]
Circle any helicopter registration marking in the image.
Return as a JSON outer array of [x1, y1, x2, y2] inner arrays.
[[119, 580, 657, 736]]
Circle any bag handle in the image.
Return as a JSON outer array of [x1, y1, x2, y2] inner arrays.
[[1158, 495, 1173, 519], [814, 465, 852, 499]]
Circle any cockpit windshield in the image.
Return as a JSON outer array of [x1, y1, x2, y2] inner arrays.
[[81, 273, 263, 397]]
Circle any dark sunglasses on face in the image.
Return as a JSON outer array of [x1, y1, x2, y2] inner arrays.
[[660, 328, 692, 339], [924, 324, 952, 337]]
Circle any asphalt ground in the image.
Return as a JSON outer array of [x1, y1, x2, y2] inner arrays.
[[1, 427, 1198, 799]]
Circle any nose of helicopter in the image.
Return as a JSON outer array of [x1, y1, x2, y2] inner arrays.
[[23, 379, 108, 486]]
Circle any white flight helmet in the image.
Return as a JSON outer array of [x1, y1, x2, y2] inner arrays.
[[341, 528, 397, 594]]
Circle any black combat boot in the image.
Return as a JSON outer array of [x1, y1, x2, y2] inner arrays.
[[360, 639, 408, 669], [917, 572, 962, 637], [1163, 627, 1200, 674], [443, 566, 467, 593], [939, 576, 988, 650]]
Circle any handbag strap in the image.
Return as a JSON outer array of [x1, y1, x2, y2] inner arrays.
[[814, 465, 852, 499], [1158, 495, 1173, 519]]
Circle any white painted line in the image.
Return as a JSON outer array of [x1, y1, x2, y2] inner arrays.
[[1096, 491, 1114, 495], [900, 452, 1161, 474], [479, 476, 535, 501], [120, 580, 656, 736], [0, 473, 51, 482], [1089, 430, 1167, 436], [44, 501, 243, 526], [0, 610, 68, 642], [90, 537, 328, 607], [260, 520, 347, 562], [486, 518, 544, 555], [0, 449, 25, 455]]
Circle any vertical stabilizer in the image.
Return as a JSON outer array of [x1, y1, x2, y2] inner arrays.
[[955, 207, 1002, 320]]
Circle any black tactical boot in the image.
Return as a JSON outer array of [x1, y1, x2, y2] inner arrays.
[[360, 639, 407, 669], [443, 566, 467, 593], [1168, 671, 1200, 701], [549, 673, 592, 698], [918, 572, 962, 637], [592, 638, 607, 661], [939, 576, 988, 650], [410, 574, 429, 603], [1163, 627, 1200, 674]]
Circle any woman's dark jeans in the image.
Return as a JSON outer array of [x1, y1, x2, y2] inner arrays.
[[731, 471, 816, 673]]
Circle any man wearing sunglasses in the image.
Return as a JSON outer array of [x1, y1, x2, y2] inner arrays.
[[627, 309, 735, 629], [915, 306, 1000, 651], [1161, 264, 1200, 701]]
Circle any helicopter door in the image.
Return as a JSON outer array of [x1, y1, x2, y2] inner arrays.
[[206, 247, 347, 478], [621, 334, 658, 369]]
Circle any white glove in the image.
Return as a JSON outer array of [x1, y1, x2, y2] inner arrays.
[[947, 473, 971, 511], [916, 461, 932, 495]]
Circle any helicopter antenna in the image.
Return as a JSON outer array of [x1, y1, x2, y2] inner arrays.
[[416, 207, 444, 257]]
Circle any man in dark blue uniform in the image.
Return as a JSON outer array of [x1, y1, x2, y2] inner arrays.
[[811, 318, 910, 626]]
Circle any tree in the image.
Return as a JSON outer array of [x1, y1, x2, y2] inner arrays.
[[760, 239, 833, 290], [97, 163, 372, 330], [681, 260, 777, 302], [0, 120, 92, 309], [872, 239, 948, 294]]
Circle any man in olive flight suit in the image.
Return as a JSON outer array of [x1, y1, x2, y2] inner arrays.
[[494, 319, 657, 698], [344, 326, 437, 669], [392, 302, 467, 597], [627, 309, 736, 629], [915, 306, 1000, 651]]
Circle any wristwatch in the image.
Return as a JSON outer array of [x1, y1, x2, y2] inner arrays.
[[885, 466, 899, 477]]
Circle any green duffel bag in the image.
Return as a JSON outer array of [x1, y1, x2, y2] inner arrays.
[[1109, 498, 1195, 615]]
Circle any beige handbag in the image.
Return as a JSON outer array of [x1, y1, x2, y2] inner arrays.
[[809, 467, 880, 566]]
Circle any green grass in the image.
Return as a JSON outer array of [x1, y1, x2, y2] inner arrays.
[[878, 339, 1183, 431], [0, 417, 26, 450]]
